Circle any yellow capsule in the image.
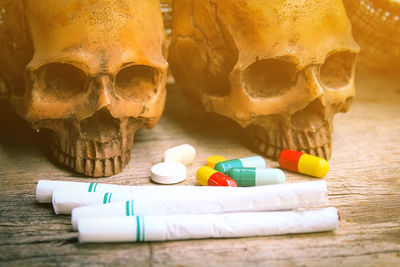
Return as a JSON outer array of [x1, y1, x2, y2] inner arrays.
[[298, 154, 329, 178], [206, 155, 226, 168], [197, 166, 217, 186]]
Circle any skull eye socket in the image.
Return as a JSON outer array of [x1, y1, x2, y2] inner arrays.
[[320, 51, 355, 89], [36, 63, 87, 99], [243, 59, 297, 98], [115, 65, 160, 101]]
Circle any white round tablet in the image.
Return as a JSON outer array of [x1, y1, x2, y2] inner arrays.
[[151, 162, 187, 184]]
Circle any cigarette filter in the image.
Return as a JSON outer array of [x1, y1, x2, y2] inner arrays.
[[54, 181, 328, 215], [78, 207, 339, 242]]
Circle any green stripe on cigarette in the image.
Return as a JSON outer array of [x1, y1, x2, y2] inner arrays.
[[93, 183, 98, 192], [88, 182, 94, 192], [103, 193, 109, 204], [108, 193, 112, 203], [141, 216, 145, 242], [131, 200, 134, 216], [126, 201, 130, 216], [136, 216, 140, 242]]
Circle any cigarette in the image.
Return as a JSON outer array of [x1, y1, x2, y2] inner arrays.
[[37, 179, 230, 203], [78, 207, 339, 242], [36, 180, 129, 203], [53, 181, 328, 215]]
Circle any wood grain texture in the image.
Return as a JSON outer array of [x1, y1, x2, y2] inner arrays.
[[0, 70, 400, 266]]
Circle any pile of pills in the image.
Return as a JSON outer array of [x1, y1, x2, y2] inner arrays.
[[151, 144, 329, 186], [197, 155, 285, 187], [197, 149, 329, 187]]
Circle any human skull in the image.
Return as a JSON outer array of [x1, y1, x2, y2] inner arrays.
[[169, 0, 359, 159], [0, 0, 167, 176]]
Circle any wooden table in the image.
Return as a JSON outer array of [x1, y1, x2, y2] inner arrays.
[[1, 70, 399, 266]]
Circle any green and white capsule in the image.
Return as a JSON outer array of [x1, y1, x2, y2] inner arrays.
[[226, 167, 285, 187], [214, 156, 266, 174]]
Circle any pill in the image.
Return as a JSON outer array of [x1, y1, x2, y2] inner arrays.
[[278, 149, 329, 178], [196, 166, 237, 187], [226, 167, 286, 187], [206, 155, 226, 168], [214, 156, 266, 174], [151, 162, 187, 184], [162, 144, 196, 165]]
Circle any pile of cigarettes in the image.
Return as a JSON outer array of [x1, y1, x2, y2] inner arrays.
[[36, 179, 339, 243]]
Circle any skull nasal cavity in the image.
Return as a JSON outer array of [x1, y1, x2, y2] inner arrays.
[[291, 99, 326, 130], [79, 108, 120, 140], [244, 59, 297, 98]]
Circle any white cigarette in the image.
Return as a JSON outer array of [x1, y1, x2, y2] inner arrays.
[[37, 179, 212, 203], [78, 207, 339, 242], [54, 181, 328, 215], [52, 186, 227, 214], [36, 180, 130, 203]]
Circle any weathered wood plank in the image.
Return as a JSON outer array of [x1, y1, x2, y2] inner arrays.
[[0, 70, 400, 266]]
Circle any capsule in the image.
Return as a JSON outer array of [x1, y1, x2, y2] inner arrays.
[[214, 156, 266, 174], [278, 149, 329, 178], [206, 155, 226, 168], [196, 166, 238, 187], [162, 144, 196, 165], [226, 167, 285, 187]]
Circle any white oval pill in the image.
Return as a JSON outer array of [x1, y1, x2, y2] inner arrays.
[[162, 144, 196, 165], [151, 162, 187, 184]]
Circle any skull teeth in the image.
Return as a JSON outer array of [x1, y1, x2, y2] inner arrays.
[[104, 158, 114, 177], [50, 141, 130, 177], [251, 126, 332, 159]]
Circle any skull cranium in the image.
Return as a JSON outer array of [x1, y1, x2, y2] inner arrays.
[[169, 0, 360, 159], [0, 0, 167, 176]]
